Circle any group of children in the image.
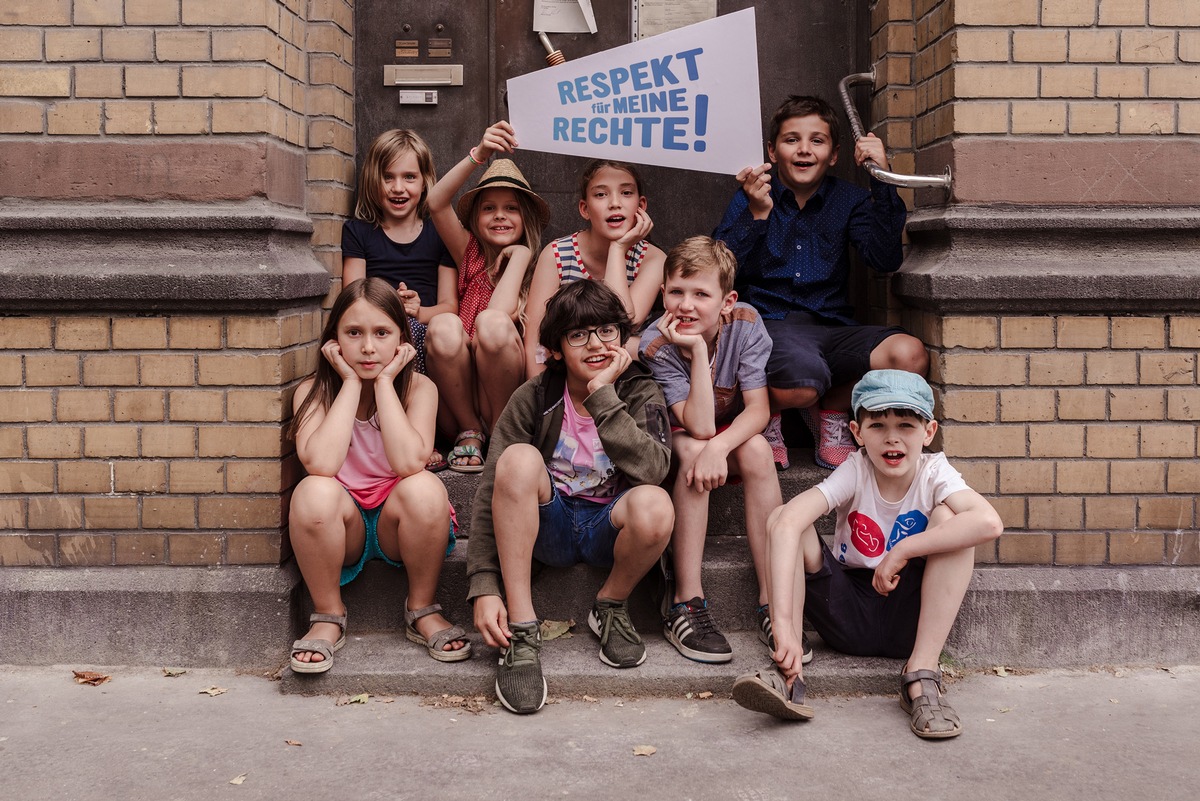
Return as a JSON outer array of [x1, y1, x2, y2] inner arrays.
[[285, 96, 1004, 740]]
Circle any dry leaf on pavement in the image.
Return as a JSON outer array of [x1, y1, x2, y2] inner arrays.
[[229, 773, 247, 785], [540, 619, 575, 640], [993, 666, 1009, 677], [72, 670, 111, 686], [285, 740, 302, 747], [161, 667, 187, 678], [199, 686, 227, 697], [633, 745, 657, 757]]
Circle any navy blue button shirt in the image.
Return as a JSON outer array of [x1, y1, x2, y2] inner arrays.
[[713, 174, 906, 324]]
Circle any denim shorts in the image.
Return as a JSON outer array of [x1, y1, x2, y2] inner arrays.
[[339, 497, 457, 586], [803, 542, 926, 659], [532, 479, 631, 569], [762, 312, 908, 394]]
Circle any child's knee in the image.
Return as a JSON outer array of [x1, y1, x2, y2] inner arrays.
[[623, 486, 674, 539], [425, 313, 467, 356], [733, 434, 774, 475], [493, 444, 545, 490], [390, 471, 449, 517], [473, 309, 516, 351], [290, 475, 346, 523], [876, 334, 928, 376]]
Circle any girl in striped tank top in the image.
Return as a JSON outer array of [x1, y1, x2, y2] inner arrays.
[[523, 160, 666, 378]]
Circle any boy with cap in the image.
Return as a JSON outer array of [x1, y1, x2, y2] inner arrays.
[[731, 369, 1003, 739]]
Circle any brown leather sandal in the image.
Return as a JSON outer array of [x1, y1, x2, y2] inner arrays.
[[732, 665, 814, 721], [900, 668, 962, 739], [404, 600, 472, 663], [289, 612, 347, 674]]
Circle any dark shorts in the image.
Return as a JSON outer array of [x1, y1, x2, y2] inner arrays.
[[532, 479, 632, 569], [762, 312, 908, 394], [803, 542, 925, 659]]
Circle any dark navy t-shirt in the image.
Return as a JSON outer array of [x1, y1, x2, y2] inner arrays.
[[340, 219, 454, 308]]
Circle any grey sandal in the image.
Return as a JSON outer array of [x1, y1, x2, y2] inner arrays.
[[757, 604, 813, 664], [289, 612, 347, 674], [732, 665, 815, 721], [404, 600, 472, 663], [900, 668, 962, 739]]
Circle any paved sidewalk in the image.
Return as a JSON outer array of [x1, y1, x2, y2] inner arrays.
[[2, 663, 1196, 801]]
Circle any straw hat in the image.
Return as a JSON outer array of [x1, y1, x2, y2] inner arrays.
[[456, 159, 550, 231]]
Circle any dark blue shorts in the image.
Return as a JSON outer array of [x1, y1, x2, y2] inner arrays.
[[803, 542, 925, 659], [532, 480, 631, 569], [762, 312, 907, 394]]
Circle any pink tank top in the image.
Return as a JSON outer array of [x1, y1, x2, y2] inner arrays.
[[335, 416, 402, 509]]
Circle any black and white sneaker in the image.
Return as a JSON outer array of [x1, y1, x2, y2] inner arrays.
[[663, 596, 733, 663]]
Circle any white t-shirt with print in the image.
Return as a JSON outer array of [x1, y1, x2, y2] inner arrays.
[[815, 450, 968, 570]]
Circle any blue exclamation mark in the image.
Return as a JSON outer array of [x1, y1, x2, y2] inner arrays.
[[694, 94, 708, 152]]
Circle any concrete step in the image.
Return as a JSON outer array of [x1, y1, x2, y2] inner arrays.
[[280, 629, 906, 699]]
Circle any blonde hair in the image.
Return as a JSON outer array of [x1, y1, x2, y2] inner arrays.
[[466, 189, 544, 323], [354, 129, 437, 225], [664, 236, 737, 296]]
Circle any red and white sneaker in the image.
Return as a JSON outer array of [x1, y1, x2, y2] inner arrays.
[[763, 413, 789, 471], [814, 410, 856, 470]]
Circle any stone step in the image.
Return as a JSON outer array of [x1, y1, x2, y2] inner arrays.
[[279, 629, 905, 699]]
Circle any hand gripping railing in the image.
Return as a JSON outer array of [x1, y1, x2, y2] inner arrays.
[[838, 70, 952, 191]]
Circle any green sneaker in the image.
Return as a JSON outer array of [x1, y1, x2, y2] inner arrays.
[[495, 621, 547, 714], [587, 598, 646, 668]]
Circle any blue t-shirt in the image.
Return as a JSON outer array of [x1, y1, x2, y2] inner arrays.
[[341, 218, 453, 308]]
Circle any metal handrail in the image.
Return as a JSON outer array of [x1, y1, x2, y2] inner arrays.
[[838, 70, 952, 191]]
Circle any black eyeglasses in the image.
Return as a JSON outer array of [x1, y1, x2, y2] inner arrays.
[[564, 324, 621, 348]]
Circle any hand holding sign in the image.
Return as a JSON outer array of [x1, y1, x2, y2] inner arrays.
[[507, 9, 762, 174]]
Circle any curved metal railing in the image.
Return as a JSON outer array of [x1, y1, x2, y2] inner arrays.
[[838, 70, 952, 191]]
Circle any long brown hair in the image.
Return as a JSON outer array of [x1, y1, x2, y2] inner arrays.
[[288, 278, 416, 439], [354, 129, 437, 225]]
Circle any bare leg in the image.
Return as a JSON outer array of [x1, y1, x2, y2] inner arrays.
[[425, 313, 486, 456], [472, 309, 525, 432], [288, 475, 364, 664], [601, 485, 673, 601], [905, 505, 973, 698], [764, 503, 824, 686], [377, 471, 465, 651], [490, 444, 554, 623], [667, 434, 710, 603], [731, 434, 782, 607]]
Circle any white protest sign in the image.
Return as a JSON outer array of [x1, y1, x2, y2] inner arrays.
[[507, 8, 762, 175]]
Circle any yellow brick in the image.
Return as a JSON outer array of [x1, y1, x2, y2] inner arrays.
[[0, 428, 23, 458], [198, 425, 282, 457], [1110, 532, 1164, 564], [999, 389, 1056, 421], [114, 390, 165, 422], [47, 101, 103, 134], [1057, 317, 1109, 348], [126, 65, 180, 98], [1041, 66, 1096, 98], [1182, 32, 1200, 63], [1029, 352, 1085, 386], [74, 0, 123, 25], [0, 317, 52, 348], [83, 425, 139, 457], [212, 29, 283, 63], [1167, 389, 1200, 420], [142, 497, 196, 529], [1068, 30, 1119, 65], [1138, 496, 1194, 529], [111, 317, 167, 349], [57, 389, 111, 422], [1085, 352, 1137, 384], [1055, 533, 1108, 565], [1084, 496, 1136, 529], [1112, 317, 1165, 348], [27, 425, 81, 458], [154, 100, 209, 134], [1011, 101, 1067, 133], [1029, 496, 1083, 529], [44, 28, 101, 61], [74, 65, 123, 98], [1085, 425, 1139, 458], [952, 100, 1009, 134], [943, 354, 1027, 386], [1168, 317, 1200, 347], [114, 461, 167, 493], [1141, 425, 1196, 458], [227, 532, 282, 565], [1141, 353, 1195, 385], [55, 317, 109, 349], [28, 497, 83, 530], [941, 390, 998, 422], [155, 30, 211, 62], [104, 101, 154, 135], [225, 460, 284, 493], [0, 390, 52, 422], [1041, 0, 1097, 26], [1013, 30, 1067, 62], [999, 533, 1053, 564], [25, 353, 80, 386], [1069, 102, 1119, 134], [1000, 461, 1054, 493], [1150, 66, 1200, 99], [169, 317, 223, 349], [942, 424, 1027, 457], [168, 533, 224, 565], [1057, 388, 1107, 420], [1099, 0, 1145, 25], [125, 0, 180, 25], [1057, 460, 1109, 494], [182, 65, 269, 98], [1121, 102, 1175, 133], [84, 496, 139, 529], [141, 425, 196, 457], [227, 390, 284, 422], [1097, 67, 1146, 98], [83, 354, 138, 386], [1182, 103, 1200, 134], [57, 461, 112, 493], [1000, 317, 1055, 348], [0, 355, 20, 385], [1109, 388, 1165, 420], [1030, 423, 1086, 457], [115, 533, 165, 566], [140, 354, 196, 387], [1112, 460, 1165, 493], [1149, 0, 1200, 26], [198, 497, 282, 529], [0, 100, 44, 133], [181, 0, 275, 26], [169, 461, 226, 494], [1167, 462, 1200, 493], [0, 462, 54, 493], [994, 496, 1028, 532], [0, 66, 71, 97], [226, 317, 285, 349], [101, 28, 154, 61], [198, 353, 282, 385], [954, 0, 1040, 25], [167, 389, 224, 421]]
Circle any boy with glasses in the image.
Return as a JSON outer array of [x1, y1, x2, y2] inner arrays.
[[467, 280, 675, 714]]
